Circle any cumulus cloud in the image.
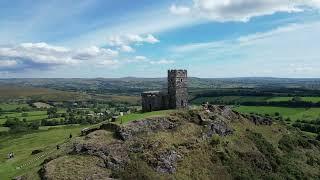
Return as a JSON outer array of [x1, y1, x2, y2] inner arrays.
[[125, 56, 174, 65], [73, 46, 118, 60], [0, 60, 17, 67], [120, 45, 135, 53], [108, 34, 159, 52], [170, 0, 320, 22], [135, 56, 148, 61], [0, 42, 119, 71], [149, 59, 175, 65], [98, 59, 119, 66], [170, 4, 191, 15]]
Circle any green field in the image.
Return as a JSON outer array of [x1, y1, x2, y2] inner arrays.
[[191, 96, 270, 104], [0, 111, 48, 125], [192, 96, 320, 104], [0, 86, 90, 101], [267, 97, 293, 102], [0, 125, 87, 179], [267, 97, 320, 103], [0, 103, 31, 111], [301, 97, 320, 103], [116, 110, 175, 124], [234, 106, 320, 121]]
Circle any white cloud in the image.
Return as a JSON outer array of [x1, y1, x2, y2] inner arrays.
[[98, 59, 119, 66], [144, 34, 160, 44], [0, 42, 76, 65], [135, 56, 148, 61], [73, 46, 118, 60], [120, 45, 135, 53], [108, 34, 159, 52], [0, 43, 120, 71], [170, 5, 191, 15], [125, 56, 174, 65], [149, 59, 175, 65], [0, 60, 17, 67], [171, 0, 320, 22], [171, 21, 320, 77]]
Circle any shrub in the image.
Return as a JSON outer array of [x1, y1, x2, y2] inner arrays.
[[316, 134, 320, 141], [210, 135, 220, 146]]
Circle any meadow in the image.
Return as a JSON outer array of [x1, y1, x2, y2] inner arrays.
[[0, 125, 86, 180], [192, 96, 320, 104], [234, 106, 320, 121], [0, 86, 90, 101], [115, 110, 175, 124]]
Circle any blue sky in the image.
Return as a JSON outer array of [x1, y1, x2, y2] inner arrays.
[[0, 0, 320, 78]]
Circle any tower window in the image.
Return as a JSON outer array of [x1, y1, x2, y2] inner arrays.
[[180, 79, 183, 82], [181, 100, 184, 107]]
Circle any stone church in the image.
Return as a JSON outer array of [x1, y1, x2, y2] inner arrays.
[[141, 70, 188, 112]]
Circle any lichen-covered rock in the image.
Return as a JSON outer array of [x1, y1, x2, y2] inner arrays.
[[154, 150, 182, 173], [247, 115, 272, 125], [202, 119, 234, 139], [116, 117, 178, 141]]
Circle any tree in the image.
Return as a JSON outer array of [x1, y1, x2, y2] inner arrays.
[[47, 107, 58, 115], [22, 113, 28, 117], [316, 133, 320, 141], [292, 96, 302, 102], [29, 121, 40, 130]]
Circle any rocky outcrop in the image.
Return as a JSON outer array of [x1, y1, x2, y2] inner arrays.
[[154, 150, 182, 173], [246, 114, 272, 125], [116, 117, 178, 141], [41, 105, 278, 179]]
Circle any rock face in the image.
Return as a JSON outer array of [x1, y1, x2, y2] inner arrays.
[[246, 114, 272, 125], [41, 106, 286, 180], [116, 117, 178, 141], [155, 150, 182, 173]]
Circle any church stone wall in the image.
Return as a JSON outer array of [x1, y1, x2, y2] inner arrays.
[[141, 91, 169, 112], [168, 70, 188, 109], [141, 69, 188, 112]]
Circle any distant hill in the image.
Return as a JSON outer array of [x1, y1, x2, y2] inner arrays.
[[1, 77, 320, 95]]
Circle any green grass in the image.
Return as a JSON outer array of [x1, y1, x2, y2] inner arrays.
[[192, 96, 320, 104], [116, 110, 175, 124], [234, 106, 320, 121], [0, 111, 48, 125], [191, 96, 270, 104], [267, 97, 320, 103], [0, 126, 10, 132], [0, 103, 31, 111], [0, 125, 87, 179], [267, 97, 293, 102], [301, 97, 320, 103]]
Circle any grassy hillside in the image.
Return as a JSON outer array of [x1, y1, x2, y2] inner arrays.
[[0, 86, 90, 101], [36, 107, 320, 180], [116, 110, 175, 124], [0, 125, 87, 180], [234, 106, 320, 122]]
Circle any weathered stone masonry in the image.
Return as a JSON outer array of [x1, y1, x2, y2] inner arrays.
[[141, 70, 188, 112]]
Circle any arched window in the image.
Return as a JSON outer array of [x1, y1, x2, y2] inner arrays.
[[181, 100, 184, 107]]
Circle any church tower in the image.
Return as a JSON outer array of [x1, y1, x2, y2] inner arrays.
[[168, 70, 188, 109]]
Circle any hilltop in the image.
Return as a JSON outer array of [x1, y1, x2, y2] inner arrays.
[[35, 105, 320, 180]]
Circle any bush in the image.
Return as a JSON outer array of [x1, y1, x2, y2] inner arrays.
[[210, 135, 220, 146], [279, 135, 311, 152], [316, 134, 320, 141], [22, 113, 28, 117]]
